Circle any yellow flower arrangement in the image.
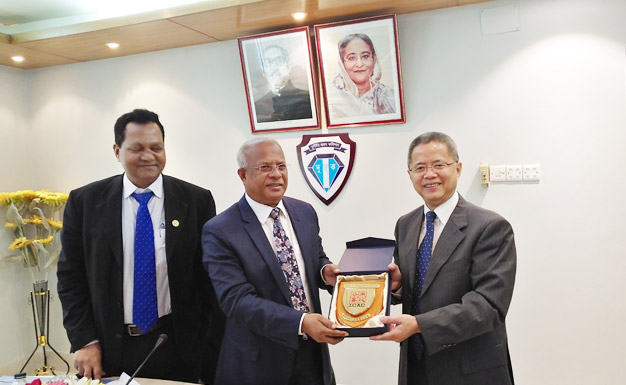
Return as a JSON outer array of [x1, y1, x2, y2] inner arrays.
[[9, 236, 30, 250], [0, 190, 68, 206], [1, 189, 68, 284]]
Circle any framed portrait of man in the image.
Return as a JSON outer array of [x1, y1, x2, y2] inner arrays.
[[315, 15, 405, 129], [238, 27, 320, 133]]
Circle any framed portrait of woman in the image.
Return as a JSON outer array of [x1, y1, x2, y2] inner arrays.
[[238, 27, 320, 133], [315, 15, 405, 129]]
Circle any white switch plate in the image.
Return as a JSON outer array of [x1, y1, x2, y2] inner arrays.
[[506, 165, 523, 181], [490, 165, 506, 182], [523, 164, 541, 181], [479, 162, 490, 187]]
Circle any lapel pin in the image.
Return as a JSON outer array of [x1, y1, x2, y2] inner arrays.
[[172, 220, 180, 227]]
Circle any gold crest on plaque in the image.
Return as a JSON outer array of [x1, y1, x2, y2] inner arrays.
[[336, 277, 386, 328]]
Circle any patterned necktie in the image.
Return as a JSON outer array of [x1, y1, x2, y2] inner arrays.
[[416, 210, 436, 299], [131, 192, 158, 333], [270, 207, 310, 312], [411, 210, 436, 357]]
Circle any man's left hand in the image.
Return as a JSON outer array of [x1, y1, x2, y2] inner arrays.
[[387, 263, 402, 291], [369, 315, 420, 343], [322, 264, 341, 286], [302, 313, 349, 345]]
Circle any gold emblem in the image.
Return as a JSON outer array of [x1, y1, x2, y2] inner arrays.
[[343, 285, 376, 316], [172, 220, 180, 227], [336, 277, 385, 328]]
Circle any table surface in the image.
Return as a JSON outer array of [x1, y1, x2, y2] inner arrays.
[[0, 377, 196, 385]]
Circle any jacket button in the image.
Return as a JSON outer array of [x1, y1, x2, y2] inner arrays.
[[115, 333, 122, 340]]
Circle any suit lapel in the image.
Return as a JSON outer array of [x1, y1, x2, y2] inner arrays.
[[422, 199, 468, 296], [403, 210, 422, 295], [238, 197, 293, 306], [100, 176, 124, 267], [163, 176, 187, 263]]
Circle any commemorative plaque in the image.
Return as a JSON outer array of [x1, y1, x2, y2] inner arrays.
[[328, 237, 394, 337], [335, 274, 386, 328]]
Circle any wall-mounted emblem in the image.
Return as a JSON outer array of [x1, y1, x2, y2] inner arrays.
[[296, 133, 356, 205]]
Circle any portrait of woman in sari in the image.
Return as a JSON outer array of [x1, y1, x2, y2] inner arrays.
[[329, 33, 396, 118]]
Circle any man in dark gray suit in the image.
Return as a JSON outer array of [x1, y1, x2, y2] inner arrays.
[[371, 132, 516, 385]]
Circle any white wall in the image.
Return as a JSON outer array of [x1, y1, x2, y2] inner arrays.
[[0, 66, 28, 190], [1, 0, 625, 383], [0, 65, 43, 371]]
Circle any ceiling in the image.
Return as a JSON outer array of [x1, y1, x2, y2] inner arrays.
[[0, 0, 492, 70]]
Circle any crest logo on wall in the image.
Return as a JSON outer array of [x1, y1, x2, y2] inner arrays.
[[296, 133, 356, 205]]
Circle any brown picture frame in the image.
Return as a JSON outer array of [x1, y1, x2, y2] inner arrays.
[[314, 15, 405, 129], [238, 27, 320, 133]]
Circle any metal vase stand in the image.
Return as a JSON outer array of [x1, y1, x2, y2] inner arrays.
[[20, 280, 70, 375]]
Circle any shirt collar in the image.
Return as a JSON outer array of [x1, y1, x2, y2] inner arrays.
[[245, 193, 287, 223], [123, 173, 164, 199], [424, 191, 458, 227]]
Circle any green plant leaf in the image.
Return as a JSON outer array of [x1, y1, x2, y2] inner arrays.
[[28, 198, 41, 212], [6, 203, 25, 226], [0, 254, 23, 263], [31, 240, 48, 265], [45, 236, 62, 268], [32, 207, 51, 231]]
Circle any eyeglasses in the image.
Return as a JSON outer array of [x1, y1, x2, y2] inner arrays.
[[409, 161, 457, 175], [264, 55, 288, 67], [343, 52, 374, 65], [247, 163, 289, 173]]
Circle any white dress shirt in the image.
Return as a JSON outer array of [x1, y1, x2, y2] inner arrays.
[[122, 173, 171, 324], [420, 192, 460, 250]]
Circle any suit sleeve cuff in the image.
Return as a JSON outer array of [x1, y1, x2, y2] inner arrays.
[[298, 313, 306, 335], [84, 339, 99, 348], [320, 263, 332, 285]]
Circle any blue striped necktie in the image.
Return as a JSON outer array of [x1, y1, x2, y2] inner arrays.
[[131, 191, 158, 333]]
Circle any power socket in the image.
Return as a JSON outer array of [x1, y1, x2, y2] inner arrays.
[[506, 165, 523, 181], [490, 165, 506, 182], [523, 164, 541, 181]]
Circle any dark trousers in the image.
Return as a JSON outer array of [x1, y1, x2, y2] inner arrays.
[[120, 317, 200, 383], [288, 337, 324, 385], [407, 346, 429, 385]]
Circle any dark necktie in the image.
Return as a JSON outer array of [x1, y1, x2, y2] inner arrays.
[[270, 207, 310, 312], [131, 192, 158, 333], [411, 210, 436, 357], [416, 210, 436, 298]]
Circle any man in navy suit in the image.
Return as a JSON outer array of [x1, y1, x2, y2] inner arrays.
[[371, 132, 516, 385], [202, 137, 348, 385], [57, 109, 223, 383]]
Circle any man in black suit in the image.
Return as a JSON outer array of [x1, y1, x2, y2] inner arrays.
[[254, 45, 313, 123], [57, 109, 223, 383]]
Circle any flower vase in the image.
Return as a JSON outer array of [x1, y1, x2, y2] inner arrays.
[[32, 280, 49, 347], [19, 280, 70, 375]]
